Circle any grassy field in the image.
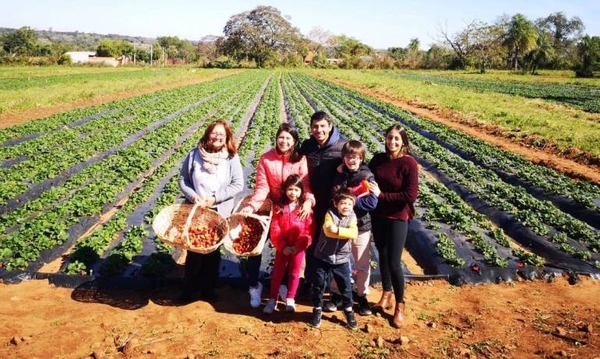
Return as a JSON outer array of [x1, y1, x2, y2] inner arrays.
[[312, 69, 600, 159], [0, 66, 240, 115], [3, 66, 600, 160]]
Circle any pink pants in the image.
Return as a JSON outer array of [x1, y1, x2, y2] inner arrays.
[[269, 249, 305, 300]]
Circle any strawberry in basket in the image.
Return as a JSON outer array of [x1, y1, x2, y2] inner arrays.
[[232, 218, 263, 253], [188, 225, 220, 248]]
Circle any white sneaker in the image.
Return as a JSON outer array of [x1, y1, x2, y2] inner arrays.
[[285, 298, 296, 313], [263, 299, 277, 314], [249, 282, 263, 308], [279, 284, 288, 302]]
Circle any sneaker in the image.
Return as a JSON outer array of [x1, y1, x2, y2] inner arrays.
[[344, 308, 358, 330], [249, 282, 263, 308], [323, 293, 342, 312], [279, 284, 288, 302], [310, 307, 322, 328], [263, 299, 277, 314], [357, 295, 372, 316], [285, 298, 296, 313]]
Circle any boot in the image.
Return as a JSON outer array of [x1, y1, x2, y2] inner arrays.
[[371, 291, 392, 313], [392, 302, 405, 328]]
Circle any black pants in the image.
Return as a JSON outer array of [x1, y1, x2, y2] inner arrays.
[[372, 218, 408, 303], [183, 249, 221, 295]]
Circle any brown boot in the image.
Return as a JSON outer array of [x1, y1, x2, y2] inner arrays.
[[371, 291, 392, 313], [392, 302, 405, 328]]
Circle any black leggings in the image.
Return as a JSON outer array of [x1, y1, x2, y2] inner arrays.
[[184, 249, 221, 294], [372, 218, 408, 303]]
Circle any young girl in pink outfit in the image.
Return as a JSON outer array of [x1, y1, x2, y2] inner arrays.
[[263, 174, 315, 314]]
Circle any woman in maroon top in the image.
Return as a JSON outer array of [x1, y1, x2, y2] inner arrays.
[[368, 124, 418, 328]]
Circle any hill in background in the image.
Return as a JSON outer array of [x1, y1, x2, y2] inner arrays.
[[0, 27, 160, 51]]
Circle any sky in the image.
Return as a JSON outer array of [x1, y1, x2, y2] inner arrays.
[[3, 0, 599, 49]]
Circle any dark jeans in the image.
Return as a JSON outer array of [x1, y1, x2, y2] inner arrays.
[[372, 218, 408, 303], [184, 249, 221, 295], [312, 258, 353, 310], [303, 216, 323, 286], [246, 253, 262, 288]]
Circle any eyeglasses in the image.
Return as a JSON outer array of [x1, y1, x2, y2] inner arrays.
[[343, 155, 361, 161], [210, 132, 227, 138]]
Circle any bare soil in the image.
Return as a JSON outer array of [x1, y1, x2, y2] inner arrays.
[[1, 75, 599, 359], [1, 275, 598, 358]]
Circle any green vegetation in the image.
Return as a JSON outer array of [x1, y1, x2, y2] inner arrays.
[[0, 66, 237, 116], [314, 69, 600, 159]]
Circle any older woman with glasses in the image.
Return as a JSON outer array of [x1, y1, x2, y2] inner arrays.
[[178, 119, 244, 303]]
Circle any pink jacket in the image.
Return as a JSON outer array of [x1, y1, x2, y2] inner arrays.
[[270, 204, 315, 252], [246, 149, 315, 211]]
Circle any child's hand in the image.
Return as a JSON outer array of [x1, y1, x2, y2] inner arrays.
[[368, 181, 381, 197], [290, 245, 297, 254], [282, 246, 293, 256], [328, 224, 338, 234]]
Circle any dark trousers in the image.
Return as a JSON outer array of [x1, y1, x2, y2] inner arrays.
[[312, 258, 353, 309], [246, 253, 262, 288], [184, 249, 221, 295], [303, 215, 324, 286], [372, 218, 408, 303]]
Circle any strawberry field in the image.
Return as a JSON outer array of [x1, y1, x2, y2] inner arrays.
[[1, 70, 599, 288]]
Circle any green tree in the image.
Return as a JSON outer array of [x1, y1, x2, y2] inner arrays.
[[575, 35, 600, 78], [536, 12, 584, 69], [503, 14, 539, 71], [1, 27, 38, 56], [220, 6, 303, 68], [439, 20, 505, 71], [405, 38, 421, 68], [96, 39, 117, 57], [524, 32, 555, 74], [423, 44, 452, 69]]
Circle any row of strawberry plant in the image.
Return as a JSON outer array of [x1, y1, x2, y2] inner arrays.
[[72, 73, 272, 277], [286, 73, 531, 274], [291, 72, 600, 274], [0, 72, 270, 271], [377, 71, 600, 113], [0, 83, 240, 206]]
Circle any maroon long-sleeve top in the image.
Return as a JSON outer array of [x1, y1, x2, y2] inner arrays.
[[368, 153, 419, 221]]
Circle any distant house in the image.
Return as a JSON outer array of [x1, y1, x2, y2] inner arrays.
[[64, 51, 125, 67], [64, 51, 96, 63]]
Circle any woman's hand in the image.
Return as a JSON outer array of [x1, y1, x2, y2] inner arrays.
[[297, 200, 312, 220], [239, 206, 254, 215], [368, 181, 381, 197]]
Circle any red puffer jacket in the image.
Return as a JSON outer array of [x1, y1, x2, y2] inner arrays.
[[269, 203, 315, 252]]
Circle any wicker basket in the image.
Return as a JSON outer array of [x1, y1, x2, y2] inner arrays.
[[152, 203, 229, 254], [224, 197, 273, 257]]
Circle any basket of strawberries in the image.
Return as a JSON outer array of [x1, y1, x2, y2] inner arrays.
[[153, 203, 229, 254], [224, 197, 273, 256]]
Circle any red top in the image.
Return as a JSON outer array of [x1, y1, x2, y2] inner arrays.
[[369, 153, 419, 221], [269, 203, 315, 252]]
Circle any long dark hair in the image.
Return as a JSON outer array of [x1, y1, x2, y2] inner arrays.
[[275, 123, 302, 163], [198, 119, 237, 159], [280, 174, 306, 205], [384, 124, 412, 156]]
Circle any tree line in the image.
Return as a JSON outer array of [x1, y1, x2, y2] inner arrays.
[[1, 6, 598, 77]]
